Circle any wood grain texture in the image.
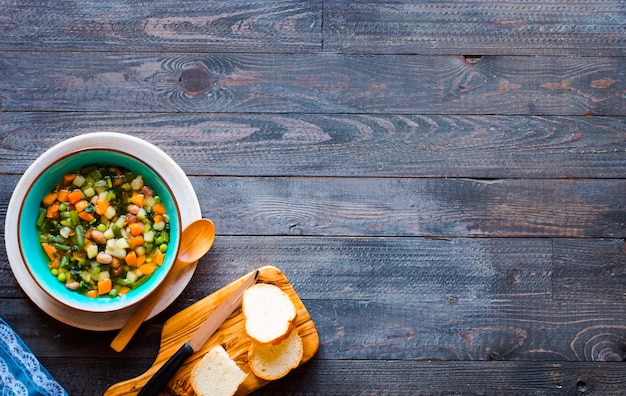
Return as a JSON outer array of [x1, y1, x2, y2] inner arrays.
[[553, 238, 626, 301], [189, 176, 626, 238], [179, 236, 553, 301], [325, 0, 626, 56], [3, 235, 626, 393], [5, 294, 626, 394], [307, 299, 626, 362], [2, 175, 625, 238], [7, 235, 625, 303], [248, 360, 626, 395], [37, 358, 626, 395], [1, 53, 625, 115], [2, 1, 626, 395], [0, 177, 626, 238], [1, 114, 626, 179], [0, 0, 320, 52]]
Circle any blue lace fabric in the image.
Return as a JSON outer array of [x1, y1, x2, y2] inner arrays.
[[0, 318, 68, 396]]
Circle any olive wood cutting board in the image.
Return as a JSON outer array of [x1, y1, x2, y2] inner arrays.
[[104, 266, 319, 395]]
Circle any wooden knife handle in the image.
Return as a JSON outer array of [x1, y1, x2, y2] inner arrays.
[[137, 342, 194, 396]]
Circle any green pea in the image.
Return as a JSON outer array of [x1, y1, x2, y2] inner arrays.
[[57, 272, 66, 282], [159, 244, 168, 253], [51, 268, 59, 276]]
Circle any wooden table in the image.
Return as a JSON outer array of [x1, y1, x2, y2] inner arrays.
[[1, 1, 626, 394]]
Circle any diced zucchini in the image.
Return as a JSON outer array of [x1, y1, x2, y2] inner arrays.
[[143, 230, 154, 243], [72, 175, 86, 187], [115, 238, 129, 249], [98, 271, 110, 282], [104, 205, 116, 219], [125, 271, 138, 283], [86, 244, 98, 259], [103, 228, 115, 240], [83, 186, 95, 197]]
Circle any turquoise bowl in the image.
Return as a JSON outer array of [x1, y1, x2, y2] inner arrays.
[[18, 149, 181, 313]]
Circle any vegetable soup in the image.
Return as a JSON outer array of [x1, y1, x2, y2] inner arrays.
[[36, 165, 171, 298]]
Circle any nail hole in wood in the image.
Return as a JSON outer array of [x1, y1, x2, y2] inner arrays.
[[464, 55, 482, 65]]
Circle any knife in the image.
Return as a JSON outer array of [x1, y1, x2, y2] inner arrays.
[[137, 270, 259, 396]]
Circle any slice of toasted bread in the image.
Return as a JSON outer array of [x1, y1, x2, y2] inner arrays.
[[190, 345, 247, 396], [242, 283, 297, 345], [248, 329, 304, 380]]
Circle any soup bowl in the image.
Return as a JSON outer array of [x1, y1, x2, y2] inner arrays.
[[12, 135, 182, 313]]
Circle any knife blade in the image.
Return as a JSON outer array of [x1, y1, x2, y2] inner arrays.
[[137, 270, 259, 396]]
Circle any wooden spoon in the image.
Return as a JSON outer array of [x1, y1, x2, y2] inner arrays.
[[110, 218, 216, 352]]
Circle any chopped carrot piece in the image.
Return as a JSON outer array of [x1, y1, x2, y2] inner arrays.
[[78, 211, 94, 222], [62, 174, 76, 185], [139, 263, 156, 275], [42, 192, 58, 207], [86, 289, 97, 298], [97, 279, 112, 295], [118, 286, 131, 296], [131, 192, 145, 207], [152, 203, 166, 215], [125, 251, 137, 266], [153, 214, 163, 223], [68, 189, 83, 204], [128, 222, 143, 236], [154, 252, 165, 266], [46, 202, 60, 219], [74, 199, 89, 212], [42, 243, 57, 260], [136, 254, 146, 267], [128, 236, 144, 249], [95, 200, 109, 215], [57, 189, 70, 203]]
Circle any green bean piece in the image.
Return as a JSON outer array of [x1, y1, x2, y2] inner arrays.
[[70, 210, 79, 226], [109, 284, 121, 297], [131, 274, 152, 289], [111, 224, 122, 238], [53, 243, 70, 251], [144, 242, 154, 255], [59, 255, 69, 268], [36, 208, 47, 228], [112, 278, 134, 287], [75, 225, 84, 249]]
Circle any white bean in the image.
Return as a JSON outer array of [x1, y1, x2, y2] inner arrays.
[[96, 252, 113, 264], [91, 230, 107, 245]]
